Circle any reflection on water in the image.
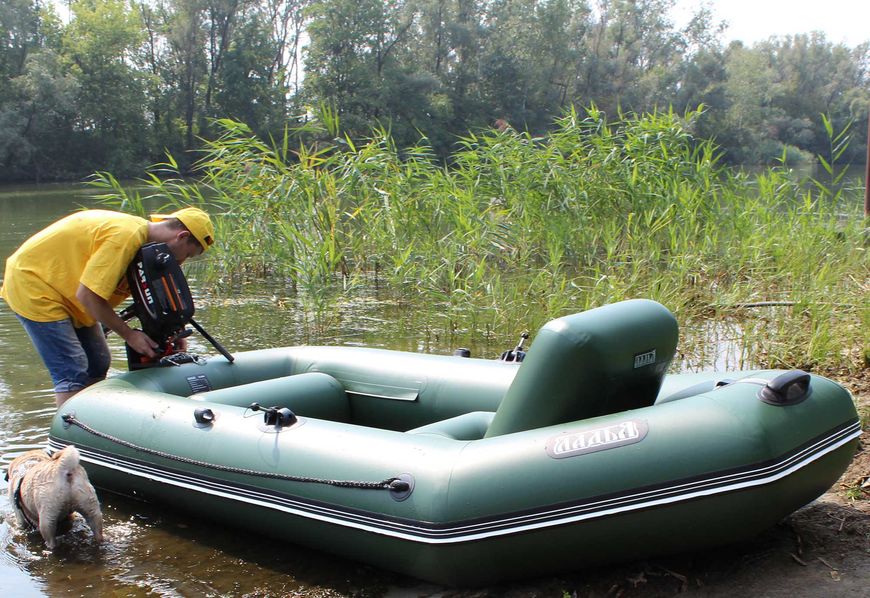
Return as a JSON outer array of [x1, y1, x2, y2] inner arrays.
[[678, 318, 751, 373], [0, 183, 757, 596], [0, 183, 469, 596], [2, 497, 405, 596]]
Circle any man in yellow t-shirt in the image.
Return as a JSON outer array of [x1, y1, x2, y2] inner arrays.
[[0, 207, 215, 407]]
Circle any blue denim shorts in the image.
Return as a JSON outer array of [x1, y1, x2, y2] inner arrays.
[[16, 315, 112, 393]]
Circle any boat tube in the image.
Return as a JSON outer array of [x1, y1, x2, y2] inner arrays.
[[49, 299, 861, 585]]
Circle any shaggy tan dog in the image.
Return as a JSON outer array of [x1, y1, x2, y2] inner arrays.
[[6, 445, 103, 549]]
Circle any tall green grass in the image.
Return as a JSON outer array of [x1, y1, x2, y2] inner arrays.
[[94, 106, 869, 371]]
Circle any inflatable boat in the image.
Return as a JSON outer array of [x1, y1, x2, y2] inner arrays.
[[48, 299, 860, 585]]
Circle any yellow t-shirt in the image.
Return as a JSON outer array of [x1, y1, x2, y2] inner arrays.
[[0, 210, 149, 327]]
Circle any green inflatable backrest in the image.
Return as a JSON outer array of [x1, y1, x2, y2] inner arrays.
[[484, 299, 679, 437]]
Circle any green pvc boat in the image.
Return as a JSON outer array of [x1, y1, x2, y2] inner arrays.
[[48, 299, 860, 585]]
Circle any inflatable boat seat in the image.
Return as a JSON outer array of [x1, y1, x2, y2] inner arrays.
[[485, 299, 678, 437], [191, 372, 351, 422]]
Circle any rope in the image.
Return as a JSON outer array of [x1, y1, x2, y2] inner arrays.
[[61, 413, 409, 492]]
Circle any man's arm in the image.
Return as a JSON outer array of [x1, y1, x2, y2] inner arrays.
[[76, 284, 158, 358]]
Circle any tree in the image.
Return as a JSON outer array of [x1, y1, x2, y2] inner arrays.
[[63, 0, 149, 173], [0, 0, 41, 84], [2, 0, 869, 181], [719, 35, 870, 164], [263, 0, 309, 101], [214, 10, 286, 135], [475, 0, 591, 132], [0, 48, 79, 179], [163, 0, 207, 151], [304, 0, 416, 133], [577, 0, 687, 115]]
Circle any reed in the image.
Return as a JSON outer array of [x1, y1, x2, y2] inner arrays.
[[94, 107, 869, 371]]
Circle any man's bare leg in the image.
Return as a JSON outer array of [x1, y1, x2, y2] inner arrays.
[[55, 390, 78, 408]]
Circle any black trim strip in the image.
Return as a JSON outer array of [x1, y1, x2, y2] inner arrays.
[[49, 418, 860, 544]]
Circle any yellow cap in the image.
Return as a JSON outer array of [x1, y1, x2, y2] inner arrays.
[[151, 207, 215, 251]]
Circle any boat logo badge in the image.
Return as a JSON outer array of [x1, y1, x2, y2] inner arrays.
[[633, 349, 656, 369], [546, 419, 649, 459]]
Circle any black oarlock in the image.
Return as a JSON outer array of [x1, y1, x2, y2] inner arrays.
[[499, 331, 529, 363], [249, 402, 297, 428], [264, 407, 297, 428]]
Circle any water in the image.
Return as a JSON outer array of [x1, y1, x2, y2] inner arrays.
[[0, 182, 755, 596], [0, 184, 445, 596]]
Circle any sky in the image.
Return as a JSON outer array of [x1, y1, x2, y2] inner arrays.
[[48, 0, 870, 49], [673, 0, 870, 47]]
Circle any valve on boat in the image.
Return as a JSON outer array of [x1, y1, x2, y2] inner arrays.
[[499, 331, 529, 363], [193, 407, 215, 427]]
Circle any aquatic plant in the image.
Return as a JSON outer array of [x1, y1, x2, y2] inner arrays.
[[93, 106, 869, 371]]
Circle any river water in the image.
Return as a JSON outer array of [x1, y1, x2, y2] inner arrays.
[[0, 184, 456, 597], [0, 183, 754, 596]]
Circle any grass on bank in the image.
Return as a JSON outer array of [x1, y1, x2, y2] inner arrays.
[[91, 106, 869, 372]]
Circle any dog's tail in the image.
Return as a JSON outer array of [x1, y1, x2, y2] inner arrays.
[[53, 445, 81, 482]]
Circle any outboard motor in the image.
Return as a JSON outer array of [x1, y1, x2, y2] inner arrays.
[[123, 242, 193, 364], [120, 242, 234, 369]]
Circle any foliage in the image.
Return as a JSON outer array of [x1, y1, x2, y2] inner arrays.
[[1, 0, 869, 182], [720, 34, 870, 164], [107, 108, 866, 370]]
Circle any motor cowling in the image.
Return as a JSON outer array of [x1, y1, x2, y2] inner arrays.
[[124, 242, 195, 369]]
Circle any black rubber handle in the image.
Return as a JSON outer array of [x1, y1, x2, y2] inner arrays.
[[758, 370, 811, 405]]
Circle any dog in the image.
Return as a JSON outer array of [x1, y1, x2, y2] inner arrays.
[[5, 445, 103, 549]]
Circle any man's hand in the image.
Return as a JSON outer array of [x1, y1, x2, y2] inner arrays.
[[173, 335, 189, 352], [76, 284, 159, 358], [125, 329, 160, 358]]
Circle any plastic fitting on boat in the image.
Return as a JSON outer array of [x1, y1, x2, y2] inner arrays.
[[248, 403, 298, 428], [388, 473, 415, 501], [267, 408, 297, 428], [193, 407, 215, 427], [758, 370, 812, 406], [499, 331, 529, 363]]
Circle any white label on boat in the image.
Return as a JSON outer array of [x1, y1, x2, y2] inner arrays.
[[546, 419, 648, 459], [186, 375, 212, 394], [633, 349, 656, 368]]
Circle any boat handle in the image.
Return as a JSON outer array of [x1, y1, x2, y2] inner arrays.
[[717, 370, 812, 406], [757, 370, 812, 406]]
